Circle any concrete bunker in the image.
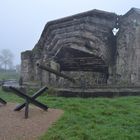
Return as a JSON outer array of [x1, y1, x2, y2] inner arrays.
[[21, 8, 140, 89]]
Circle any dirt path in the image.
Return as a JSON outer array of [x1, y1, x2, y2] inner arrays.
[[0, 103, 63, 140]]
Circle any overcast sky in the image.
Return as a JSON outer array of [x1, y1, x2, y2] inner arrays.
[[0, 0, 140, 65]]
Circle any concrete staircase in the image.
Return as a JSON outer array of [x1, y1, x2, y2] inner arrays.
[[55, 86, 140, 97]]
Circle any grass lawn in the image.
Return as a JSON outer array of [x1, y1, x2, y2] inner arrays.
[[0, 88, 140, 140], [0, 71, 19, 80]]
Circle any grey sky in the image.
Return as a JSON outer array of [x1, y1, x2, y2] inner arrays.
[[0, 0, 140, 65]]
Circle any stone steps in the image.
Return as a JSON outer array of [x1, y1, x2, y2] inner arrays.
[[55, 87, 140, 97]]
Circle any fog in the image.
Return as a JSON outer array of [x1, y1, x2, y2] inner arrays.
[[0, 0, 140, 65]]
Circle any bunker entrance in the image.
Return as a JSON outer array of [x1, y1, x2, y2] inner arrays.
[[54, 47, 109, 87]]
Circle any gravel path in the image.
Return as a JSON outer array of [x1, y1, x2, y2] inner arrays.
[[0, 103, 63, 140]]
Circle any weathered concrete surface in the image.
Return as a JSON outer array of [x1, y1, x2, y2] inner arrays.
[[21, 8, 140, 88], [116, 8, 140, 85], [55, 86, 140, 97], [21, 9, 117, 88]]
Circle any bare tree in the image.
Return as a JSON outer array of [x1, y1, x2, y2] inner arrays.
[[0, 49, 14, 71]]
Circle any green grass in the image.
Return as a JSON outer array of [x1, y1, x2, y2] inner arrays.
[[0, 88, 140, 140], [0, 70, 19, 80]]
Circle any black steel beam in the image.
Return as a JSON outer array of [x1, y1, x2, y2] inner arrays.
[[25, 99, 29, 119], [9, 86, 48, 111], [14, 86, 48, 111], [0, 98, 7, 105]]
